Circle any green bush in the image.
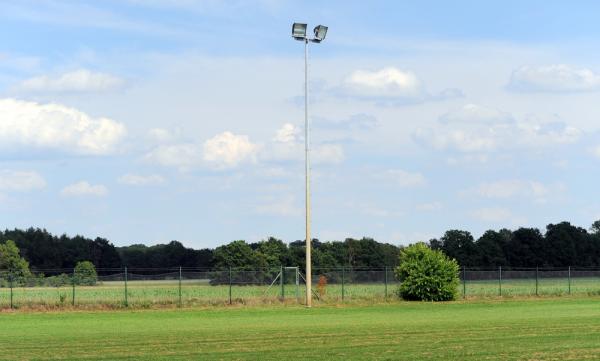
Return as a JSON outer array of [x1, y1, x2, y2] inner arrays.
[[74, 261, 98, 286], [395, 242, 459, 301], [46, 273, 70, 287]]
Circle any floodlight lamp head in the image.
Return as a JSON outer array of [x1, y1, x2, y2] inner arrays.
[[292, 23, 307, 40], [313, 25, 328, 42]]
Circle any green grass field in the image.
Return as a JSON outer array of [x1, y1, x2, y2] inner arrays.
[[2, 277, 600, 308], [2, 298, 600, 360]]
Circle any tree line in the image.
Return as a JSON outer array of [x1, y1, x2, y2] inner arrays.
[[1, 220, 600, 270], [430, 221, 600, 267]]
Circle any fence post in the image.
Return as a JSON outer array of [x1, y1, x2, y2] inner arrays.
[[9, 274, 13, 309], [228, 267, 232, 305], [124, 266, 128, 307], [568, 266, 571, 295], [280, 266, 284, 301], [535, 266, 539, 296], [72, 268, 76, 306], [341, 267, 345, 302], [462, 267, 466, 299], [178, 266, 182, 308], [499, 266, 502, 297], [384, 266, 388, 299], [295, 267, 300, 303]]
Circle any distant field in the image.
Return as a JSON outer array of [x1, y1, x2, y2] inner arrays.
[[1, 277, 600, 308], [2, 298, 600, 360]]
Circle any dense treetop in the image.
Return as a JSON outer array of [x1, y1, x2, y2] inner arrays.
[[1, 220, 600, 270]]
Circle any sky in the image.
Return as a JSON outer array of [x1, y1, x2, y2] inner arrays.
[[2, 0, 600, 248]]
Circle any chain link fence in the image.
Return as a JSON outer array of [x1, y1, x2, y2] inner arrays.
[[1, 266, 600, 309], [461, 267, 600, 297]]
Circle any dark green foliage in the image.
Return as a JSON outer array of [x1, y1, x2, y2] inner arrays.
[[213, 240, 265, 269], [429, 220, 600, 267], [5, 219, 600, 271], [118, 241, 213, 268], [395, 243, 459, 301], [0, 240, 31, 284], [45, 273, 71, 287], [74, 261, 98, 286], [544, 222, 590, 267], [431, 230, 477, 266], [0, 228, 120, 269], [475, 229, 510, 266], [256, 237, 290, 268]]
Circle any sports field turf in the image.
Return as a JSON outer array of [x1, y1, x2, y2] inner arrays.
[[2, 297, 600, 360]]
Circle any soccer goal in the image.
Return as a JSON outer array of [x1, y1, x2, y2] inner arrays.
[[263, 266, 300, 301]]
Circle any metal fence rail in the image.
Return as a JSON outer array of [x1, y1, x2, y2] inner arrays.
[[1, 266, 600, 309]]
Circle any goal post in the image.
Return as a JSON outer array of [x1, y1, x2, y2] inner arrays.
[[263, 266, 300, 302]]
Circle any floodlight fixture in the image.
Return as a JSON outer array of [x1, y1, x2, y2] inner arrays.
[[292, 23, 307, 40], [312, 25, 328, 42]]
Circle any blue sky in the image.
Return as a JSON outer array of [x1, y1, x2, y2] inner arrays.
[[2, 0, 600, 248]]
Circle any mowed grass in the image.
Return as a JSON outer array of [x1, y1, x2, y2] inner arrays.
[[2, 298, 600, 360], [2, 277, 600, 308]]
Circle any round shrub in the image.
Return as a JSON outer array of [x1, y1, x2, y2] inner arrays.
[[395, 242, 459, 301], [74, 261, 98, 286]]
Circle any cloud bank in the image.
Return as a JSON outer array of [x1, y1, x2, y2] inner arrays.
[[414, 104, 581, 153], [18, 69, 125, 93], [0, 98, 127, 156], [61, 181, 108, 197], [0, 170, 46, 192], [509, 64, 600, 93], [339, 67, 463, 105]]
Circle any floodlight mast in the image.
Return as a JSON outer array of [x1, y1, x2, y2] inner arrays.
[[291, 22, 327, 308]]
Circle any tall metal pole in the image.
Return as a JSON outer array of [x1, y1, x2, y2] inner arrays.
[[304, 38, 312, 308]]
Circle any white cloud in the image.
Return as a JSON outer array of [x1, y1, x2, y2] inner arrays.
[[264, 123, 344, 165], [416, 202, 443, 211], [464, 179, 566, 203], [345, 67, 424, 97], [316, 114, 378, 131], [439, 104, 512, 124], [144, 131, 259, 171], [61, 181, 108, 197], [147, 128, 178, 144], [273, 123, 300, 143], [591, 145, 600, 159], [0, 98, 126, 155], [312, 144, 345, 164], [509, 64, 600, 92], [18, 69, 125, 93], [144, 143, 203, 170], [471, 207, 513, 222], [203, 131, 259, 169], [382, 169, 426, 188], [255, 195, 300, 216], [414, 104, 581, 153], [0, 170, 46, 192], [118, 174, 165, 186], [339, 67, 462, 104], [474, 180, 531, 198]]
